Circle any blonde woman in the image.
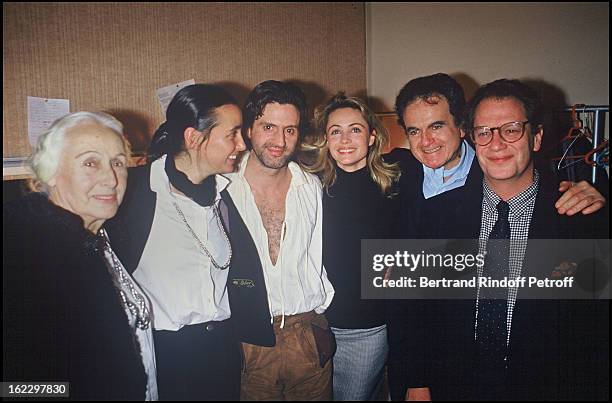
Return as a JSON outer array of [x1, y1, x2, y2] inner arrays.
[[302, 92, 401, 400]]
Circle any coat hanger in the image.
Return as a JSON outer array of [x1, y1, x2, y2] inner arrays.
[[554, 131, 592, 170], [584, 139, 609, 167], [560, 104, 592, 142], [596, 148, 609, 167], [552, 104, 594, 170]]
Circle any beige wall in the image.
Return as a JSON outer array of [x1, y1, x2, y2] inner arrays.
[[366, 2, 609, 112], [3, 3, 366, 161]]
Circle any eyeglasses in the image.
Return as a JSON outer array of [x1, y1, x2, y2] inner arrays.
[[470, 121, 529, 146]]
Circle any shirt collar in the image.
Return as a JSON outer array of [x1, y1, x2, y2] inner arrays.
[[215, 173, 230, 193], [482, 169, 540, 218], [235, 150, 311, 188], [422, 140, 475, 197]]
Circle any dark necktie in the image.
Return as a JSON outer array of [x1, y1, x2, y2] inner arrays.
[[473, 200, 511, 398], [477, 200, 510, 363]]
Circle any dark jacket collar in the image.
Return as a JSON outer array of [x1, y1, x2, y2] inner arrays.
[[8, 192, 105, 254]]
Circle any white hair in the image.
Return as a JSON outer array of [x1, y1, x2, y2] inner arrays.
[[29, 111, 125, 192]]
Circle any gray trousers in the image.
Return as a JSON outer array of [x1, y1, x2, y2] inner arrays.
[[331, 324, 388, 401]]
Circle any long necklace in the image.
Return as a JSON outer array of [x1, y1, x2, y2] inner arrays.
[[100, 230, 151, 330], [172, 201, 232, 270]]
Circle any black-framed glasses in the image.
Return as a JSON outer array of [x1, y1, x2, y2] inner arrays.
[[470, 121, 530, 146]]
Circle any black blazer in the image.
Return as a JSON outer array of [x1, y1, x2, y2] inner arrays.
[[386, 147, 483, 238], [387, 168, 609, 400], [105, 163, 275, 347]]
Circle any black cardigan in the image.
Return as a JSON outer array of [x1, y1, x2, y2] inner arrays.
[[3, 193, 147, 400]]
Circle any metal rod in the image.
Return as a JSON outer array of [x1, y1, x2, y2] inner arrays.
[[556, 105, 609, 185], [561, 105, 609, 112], [591, 110, 606, 184]]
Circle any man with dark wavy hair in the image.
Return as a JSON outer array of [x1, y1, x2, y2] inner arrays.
[[392, 78, 609, 400], [389, 73, 605, 236], [226, 80, 335, 400], [387, 74, 608, 400]]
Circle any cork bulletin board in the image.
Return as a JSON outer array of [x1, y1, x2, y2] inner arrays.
[[3, 2, 366, 178]]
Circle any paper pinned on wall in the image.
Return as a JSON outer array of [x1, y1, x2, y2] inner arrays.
[[156, 79, 195, 117], [27, 96, 70, 148]]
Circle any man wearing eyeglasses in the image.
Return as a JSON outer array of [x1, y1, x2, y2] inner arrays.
[[387, 74, 607, 400], [468, 103, 541, 199], [386, 73, 605, 238], [390, 79, 609, 401], [465, 80, 606, 400]]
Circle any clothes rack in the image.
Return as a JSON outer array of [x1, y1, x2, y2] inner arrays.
[[560, 105, 608, 184]]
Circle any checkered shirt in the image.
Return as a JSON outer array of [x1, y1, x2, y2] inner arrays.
[[474, 169, 540, 346]]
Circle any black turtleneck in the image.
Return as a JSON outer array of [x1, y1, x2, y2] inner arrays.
[[323, 166, 400, 329]]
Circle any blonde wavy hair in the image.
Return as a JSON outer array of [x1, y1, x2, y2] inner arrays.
[[300, 92, 400, 197]]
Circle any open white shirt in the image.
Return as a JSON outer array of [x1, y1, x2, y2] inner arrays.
[[133, 155, 232, 331], [225, 152, 334, 326]]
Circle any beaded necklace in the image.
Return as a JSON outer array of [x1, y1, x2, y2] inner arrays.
[[100, 230, 151, 330]]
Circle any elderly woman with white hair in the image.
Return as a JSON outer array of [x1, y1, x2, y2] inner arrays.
[[3, 111, 157, 400]]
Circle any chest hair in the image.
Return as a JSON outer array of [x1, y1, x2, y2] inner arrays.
[[253, 190, 286, 265]]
